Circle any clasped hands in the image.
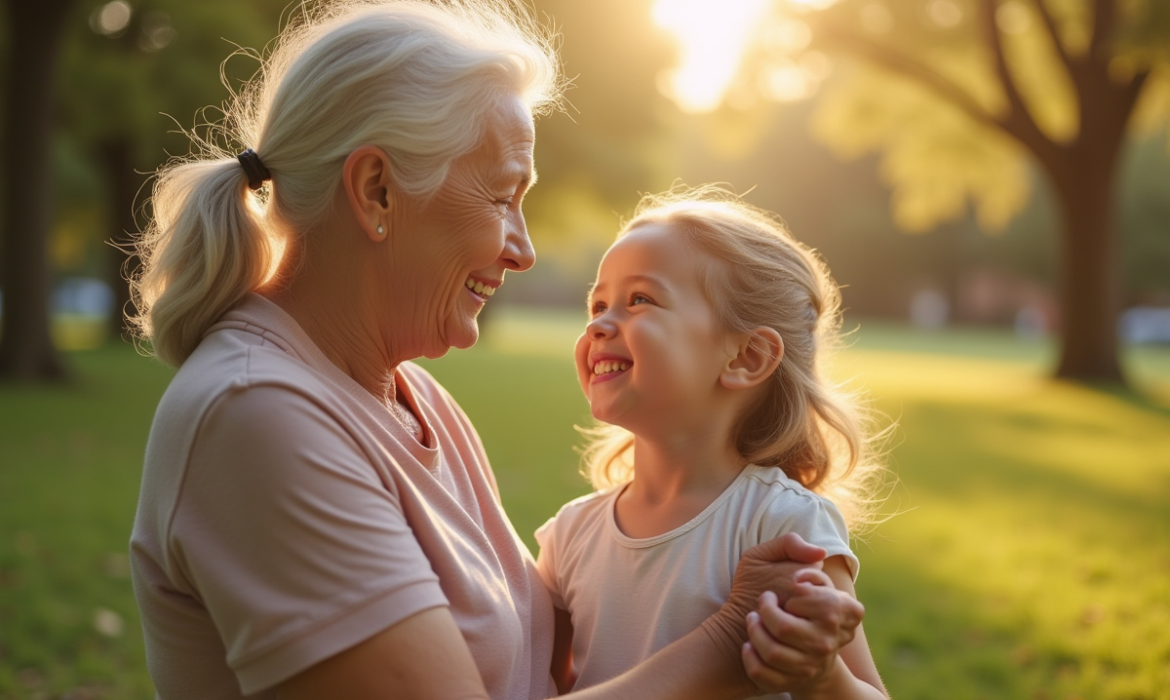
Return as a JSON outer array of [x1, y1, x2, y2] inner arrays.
[[719, 532, 865, 697]]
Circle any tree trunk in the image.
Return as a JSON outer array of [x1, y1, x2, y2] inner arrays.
[[98, 137, 141, 340], [0, 0, 76, 381], [1047, 153, 1125, 382]]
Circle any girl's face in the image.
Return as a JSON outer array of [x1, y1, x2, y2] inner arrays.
[[575, 223, 737, 434]]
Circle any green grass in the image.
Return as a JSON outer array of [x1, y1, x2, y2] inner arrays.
[[1, 310, 1168, 699]]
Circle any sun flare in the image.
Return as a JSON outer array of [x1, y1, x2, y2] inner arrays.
[[652, 0, 772, 113]]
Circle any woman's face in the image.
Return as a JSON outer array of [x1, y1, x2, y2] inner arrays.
[[387, 95, 536, 359]]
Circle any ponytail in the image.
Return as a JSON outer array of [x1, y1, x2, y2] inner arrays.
[[129, 157, 277, 366]]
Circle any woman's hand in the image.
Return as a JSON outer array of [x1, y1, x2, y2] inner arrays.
[[741, 563, 884, 700], [700, 533, 827, 695]]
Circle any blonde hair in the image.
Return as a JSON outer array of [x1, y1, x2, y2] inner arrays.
[[582, 186, 889, 531], [130, 0, 562, 366]]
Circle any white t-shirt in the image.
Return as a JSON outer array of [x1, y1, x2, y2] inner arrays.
[[534, 464, 857, 699]]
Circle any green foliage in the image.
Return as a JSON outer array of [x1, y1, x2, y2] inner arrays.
[[2, 315, 1167, 698], [812, 64, 1032, 232], [60, 0, 286, 163], [789, 0, 1170, 233]]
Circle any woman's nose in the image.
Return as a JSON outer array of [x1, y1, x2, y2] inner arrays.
[[501, 210, 535, 272]]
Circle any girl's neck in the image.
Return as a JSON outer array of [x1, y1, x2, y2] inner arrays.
[[629, 435, 744, 502], [613, 428, 746, 539]]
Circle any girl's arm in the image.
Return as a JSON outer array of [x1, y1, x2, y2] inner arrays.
[[551, 608, 576, 694], [742, 556, 888, 700]]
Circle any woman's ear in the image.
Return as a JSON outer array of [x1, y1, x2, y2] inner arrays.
[[720, 327, 784, 391], [342, 145, 393, 242]]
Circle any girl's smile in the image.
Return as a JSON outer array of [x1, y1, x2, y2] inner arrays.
[[588, 353, 633, 383]]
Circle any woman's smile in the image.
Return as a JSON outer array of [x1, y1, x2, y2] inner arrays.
[[464, 275, 501, 304]]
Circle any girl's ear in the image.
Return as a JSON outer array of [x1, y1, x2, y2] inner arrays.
[[342, 145, 393, 242], [720, 327, 784, 391]]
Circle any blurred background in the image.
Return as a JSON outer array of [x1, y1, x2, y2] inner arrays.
[[0, 0, 1167, 698]]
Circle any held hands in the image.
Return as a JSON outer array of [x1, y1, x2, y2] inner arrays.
[[703, 533, 827, 694], [741, 568, 865, 697]]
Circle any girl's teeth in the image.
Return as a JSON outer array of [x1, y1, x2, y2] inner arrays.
[[593, 361, 630, 375]]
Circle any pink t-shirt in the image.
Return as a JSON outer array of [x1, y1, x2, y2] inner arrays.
[[130, 294, 556, 699]]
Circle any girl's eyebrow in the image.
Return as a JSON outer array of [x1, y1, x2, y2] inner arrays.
[[623, 274, 668, 291], [588, 274, 667, 301]]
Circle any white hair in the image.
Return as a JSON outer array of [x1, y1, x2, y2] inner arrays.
[[130, 0, 562, 366]]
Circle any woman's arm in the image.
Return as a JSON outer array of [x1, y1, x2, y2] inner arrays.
[[276, 532, 826, 700], [276, 607, 489, 700], [742, 556, 888, 699]]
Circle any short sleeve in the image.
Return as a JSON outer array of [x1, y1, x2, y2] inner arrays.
[[755, 489, 860, 581], [170, 385, 448, 694], [534, 517, 566, 609]]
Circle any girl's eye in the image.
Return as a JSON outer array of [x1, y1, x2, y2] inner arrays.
[[590, 302, 607, 316], [630, 293, 651, 307]]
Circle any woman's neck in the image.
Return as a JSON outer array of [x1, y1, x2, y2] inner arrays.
[[261, 261, 403, 409]]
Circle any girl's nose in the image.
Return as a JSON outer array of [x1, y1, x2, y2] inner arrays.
[[585, 313, 615, 340]]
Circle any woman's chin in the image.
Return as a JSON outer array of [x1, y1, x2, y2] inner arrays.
[[442, 318, 481, 353]]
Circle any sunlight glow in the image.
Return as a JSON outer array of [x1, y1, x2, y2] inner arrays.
[[652, 0, 773, 113]]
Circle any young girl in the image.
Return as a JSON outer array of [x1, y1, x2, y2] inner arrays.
[[535, 187, 889, 699]]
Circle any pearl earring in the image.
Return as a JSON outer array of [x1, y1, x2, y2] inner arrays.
[[376, 224, 384, 237]]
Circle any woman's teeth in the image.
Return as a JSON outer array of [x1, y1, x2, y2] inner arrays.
[[465, 278, 495, 297], [592, 361, 630, 376]]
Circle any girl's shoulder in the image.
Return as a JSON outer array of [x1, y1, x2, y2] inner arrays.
[[551, 485, 622, 526], [535, 486, 622, 549], [742, 464, 835, 505], [739, 465, 859, 579]]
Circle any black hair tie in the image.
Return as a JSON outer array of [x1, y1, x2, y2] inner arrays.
[[237, 148, 272, 191]]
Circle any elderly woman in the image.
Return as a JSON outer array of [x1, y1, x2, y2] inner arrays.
[[129, 2, 850, 699]]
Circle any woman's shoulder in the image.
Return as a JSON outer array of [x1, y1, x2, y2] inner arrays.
[[160, 326, 332, 425]]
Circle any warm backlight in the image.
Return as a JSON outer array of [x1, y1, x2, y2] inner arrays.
[[652, 0, 772, 113]]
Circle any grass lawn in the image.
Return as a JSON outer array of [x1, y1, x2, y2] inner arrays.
[[1, 310, 1168, 700]]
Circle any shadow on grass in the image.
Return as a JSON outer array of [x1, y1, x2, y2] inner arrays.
[[1087, 381, 1170, 420], [893, 396, 1170, 524], [860, 383, 1170, 700]]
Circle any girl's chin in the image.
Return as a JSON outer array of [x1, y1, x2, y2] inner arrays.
[[589, 403, 631, 428]]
